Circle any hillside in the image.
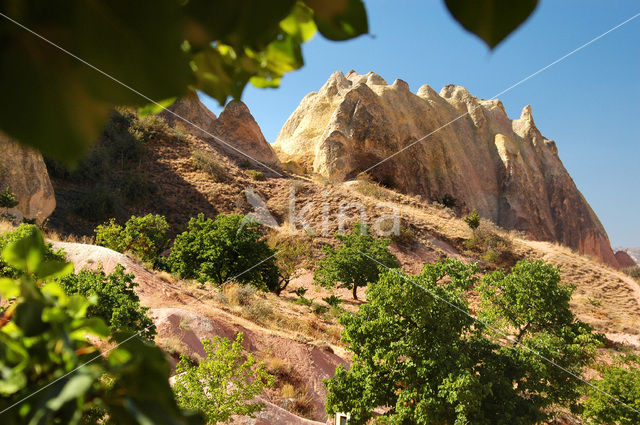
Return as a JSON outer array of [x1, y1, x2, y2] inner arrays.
[[24, 93, 640, 424], [275, 71, 618, 267]]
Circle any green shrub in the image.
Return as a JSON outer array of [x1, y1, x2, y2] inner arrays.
[[582, 354, 640, 424], [0, 187, 19, 208], [322, 295, 343, 308], [0, 223, 66, 278], [173, 333, 273, 424], [57, 264, 156, 340], [464, 209, 481, 233], [0, 227, 203, 425], [191, 150, 226, 182], [168, 213, 279, 290], [314, 222, 400, 299], [463, 226, 515, 268], [246, 169, 265, 180], [95, 214, 170, 263], [268, 235, 312, 296]]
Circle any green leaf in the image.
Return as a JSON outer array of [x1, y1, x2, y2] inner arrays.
[[14, 300, 46, 337], [45, 368, 101, 410], [0, 277, 20, 299], [138, 98, 177, 117], [280, 2, 317, 42], [0, 1, 191, 164], [444, 0, 538, 49], [307, 0, 368, 41], [1, 228, 45, 275], [35, 259, 74, 280]]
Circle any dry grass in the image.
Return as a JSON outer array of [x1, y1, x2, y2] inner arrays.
[[191, 149, 226, 182]]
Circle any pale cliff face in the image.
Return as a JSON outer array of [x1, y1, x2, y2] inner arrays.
[[274, 70, 618, 267], [0, 133, 56, 224]]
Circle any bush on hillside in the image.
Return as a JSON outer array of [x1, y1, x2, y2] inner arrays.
[[95, 214, 170, 264], [622, 265, 640, 282], [246, 169, 264, 180], [268, 234, 312, 296], [168, 213, 279, 290], [57, 264, 156, 341], [581, 354, 640, 424], [191, 150, 226, 182], [463, 225, 517, 268], [0, 223, 66, 278], [172, 333, 273, 425], [314, 222, 400, 299], [72, 186, 117, 221]]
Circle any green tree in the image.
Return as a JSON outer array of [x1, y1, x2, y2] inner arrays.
[[95, 214, 170, 264], [0, 1, 536, 164], [0, 223, 66, 278], [478, 259, 600, 410], [56, 264, 156, 341], [464, 208, 481, 235], [268, 234, 312, 296], [314, 222, 399, 299], [325, 258, 600, 424], [0, 228, 203, 425], [168, 213, 279, 289], [172, 333, 274, 424], [582, 355, 640, 425]]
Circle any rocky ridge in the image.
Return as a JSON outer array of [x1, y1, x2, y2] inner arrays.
[[275, 70, 619, 266]]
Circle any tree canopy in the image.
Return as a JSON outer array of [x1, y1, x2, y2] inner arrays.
[[314, 222, 399, 299], [325, 259, 600, 425]]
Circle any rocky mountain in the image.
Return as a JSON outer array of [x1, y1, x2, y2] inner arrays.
[[162, 94, 280, 170], [275, 70, 618, 267], [0, 132, 55, 224]]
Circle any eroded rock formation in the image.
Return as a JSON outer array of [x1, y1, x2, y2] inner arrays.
[[162, 94, 280, 171], [0, 133, 56, 224], [275, 70, 618, 266]]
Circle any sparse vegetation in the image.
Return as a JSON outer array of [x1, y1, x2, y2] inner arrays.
[[95, 214, 170, 264], [72, 186, 117, 221], [57, 264, 156, 340], [168, 213, 279, 289], [0, 186, 19, 208], [622, 265, 640, 282], [463, 224, 517, 268], [246, 169, 265, 180], [314, 222, 400, 299], [191, 150, 227, 182], [172, 333, 273, 424]]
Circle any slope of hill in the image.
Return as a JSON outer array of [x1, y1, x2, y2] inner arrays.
[[30, 93, 640, 424], [275, 70, 618, 267]]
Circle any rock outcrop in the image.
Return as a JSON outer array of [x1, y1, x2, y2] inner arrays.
[[0, 133, 56, 224], [615, 250, 638, 268], [162, 94, 280, 171], [275, 70, 618, 266]]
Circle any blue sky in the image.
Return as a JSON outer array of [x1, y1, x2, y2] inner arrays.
[[202, 0, 640, 247]]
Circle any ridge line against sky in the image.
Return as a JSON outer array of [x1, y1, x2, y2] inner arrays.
[[201, 1, 640, 247]]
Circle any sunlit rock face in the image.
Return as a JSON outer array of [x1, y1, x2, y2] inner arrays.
[[275, 70, 618, 266], [0, 133, 56, 224]]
